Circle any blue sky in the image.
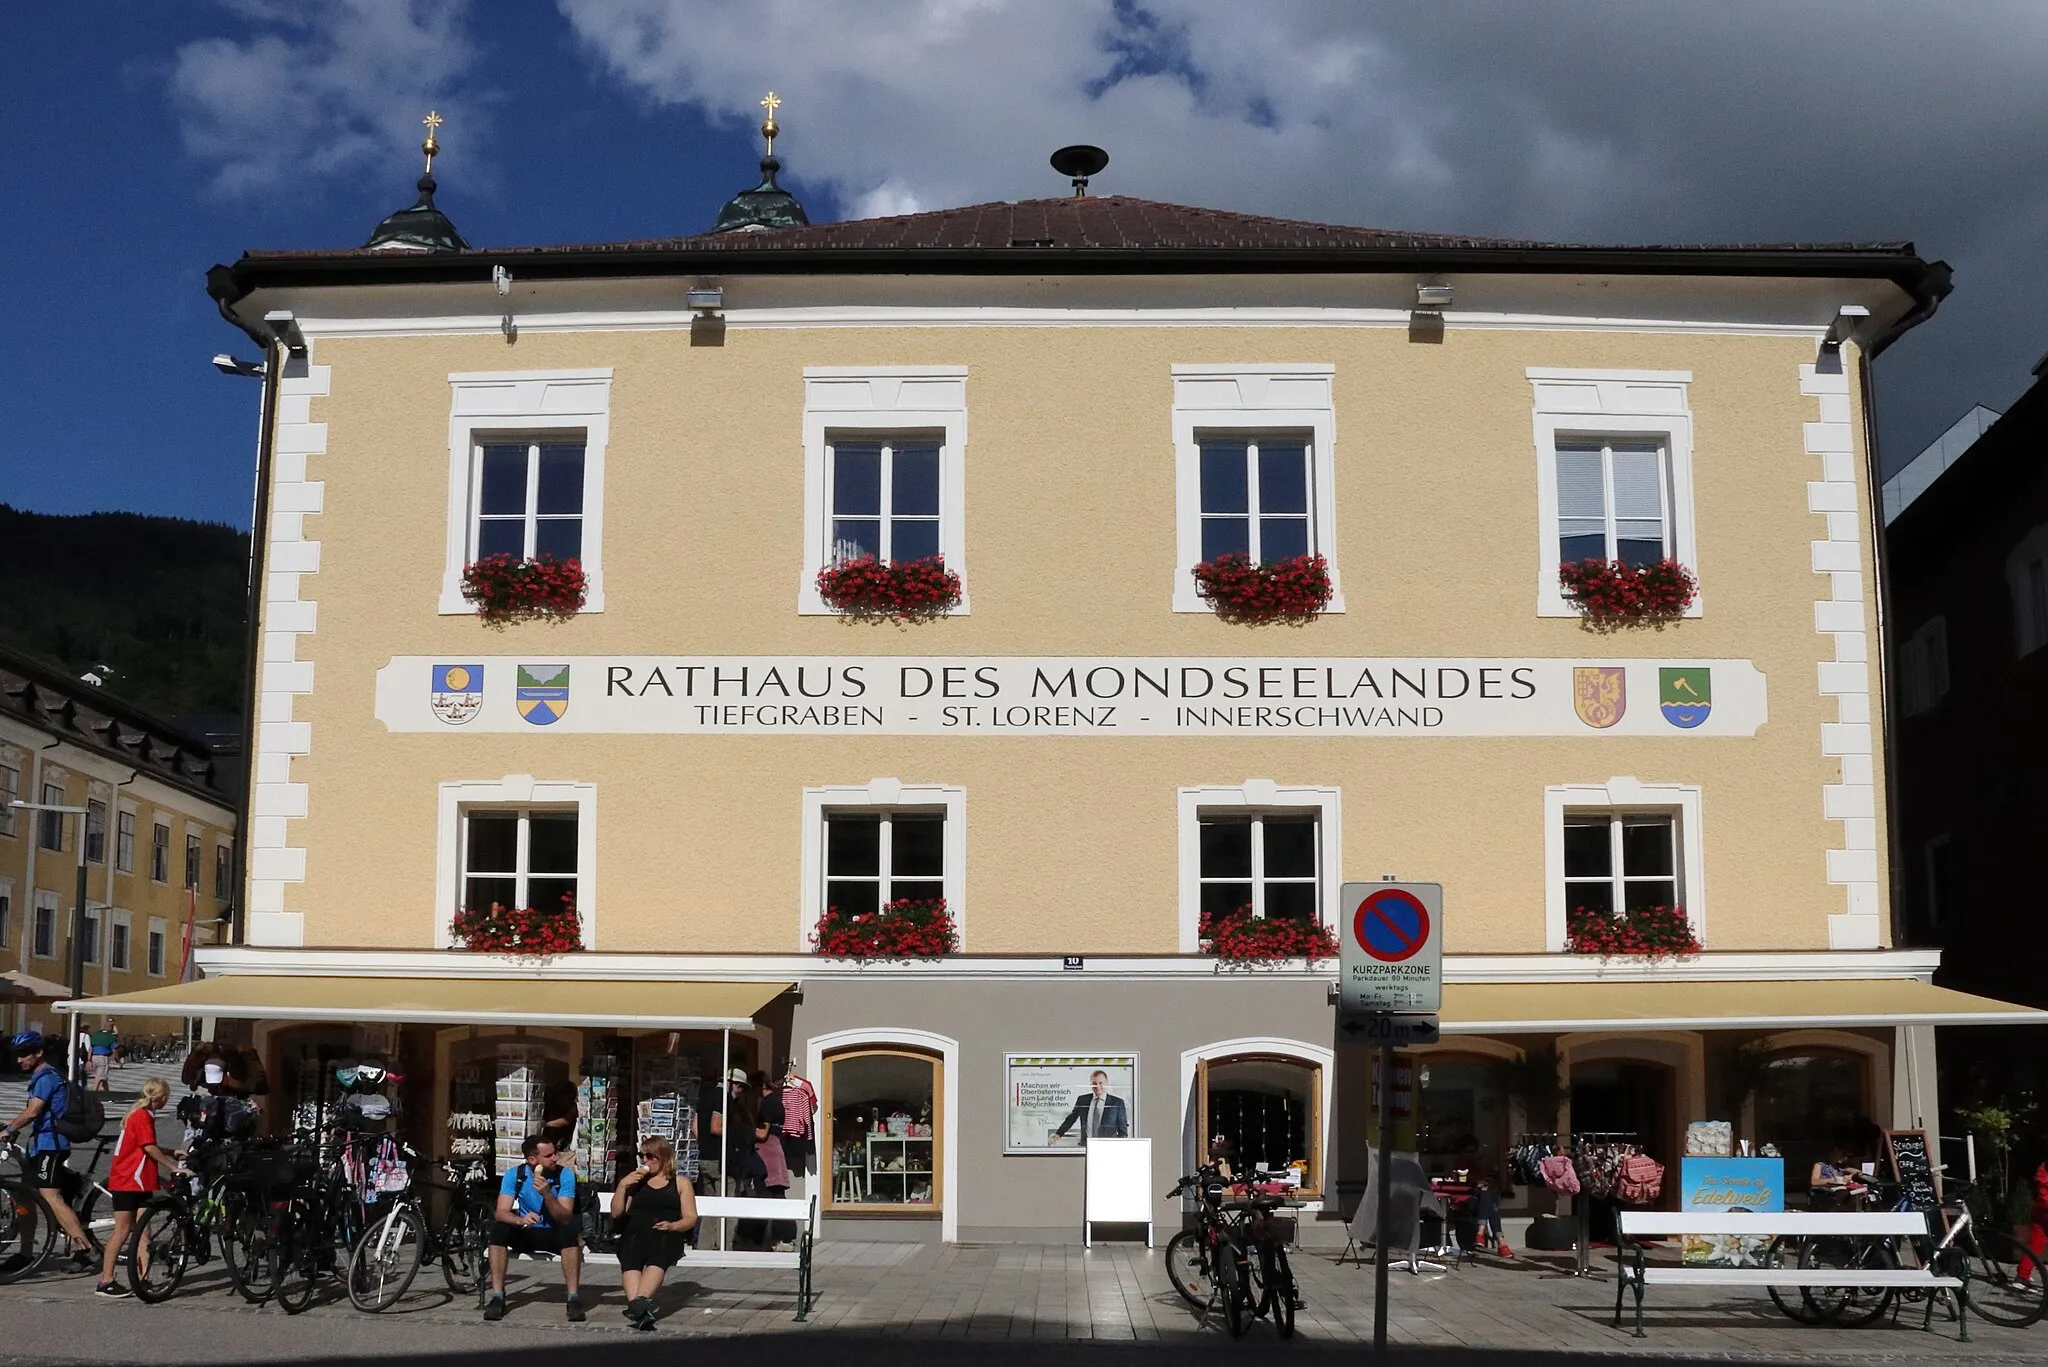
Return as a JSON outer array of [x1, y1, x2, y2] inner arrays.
[[4, 2, 2046, 528]]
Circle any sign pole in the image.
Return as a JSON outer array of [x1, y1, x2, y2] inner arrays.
[[1372, 1040, 1394, 1362]]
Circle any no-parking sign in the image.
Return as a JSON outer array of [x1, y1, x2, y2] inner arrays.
[[1338, 882, 1443, 1015]]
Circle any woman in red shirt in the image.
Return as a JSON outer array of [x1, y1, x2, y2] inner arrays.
[[96, 1077, 180, 1297]]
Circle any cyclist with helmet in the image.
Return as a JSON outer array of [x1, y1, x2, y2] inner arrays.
[[2, 1030, 95, 1270]]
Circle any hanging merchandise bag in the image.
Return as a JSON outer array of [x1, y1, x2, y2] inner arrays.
[[1617, 1153, 1665, 1205], [1537, 1153, 1581, 1195]]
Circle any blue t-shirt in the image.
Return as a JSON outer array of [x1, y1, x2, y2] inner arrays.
[[499, 1162, 577, 1228], [28, 1063, 68, 1155]]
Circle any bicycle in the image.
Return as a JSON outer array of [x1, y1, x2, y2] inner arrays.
[[345, 1152, 494, 1312], [128, 1141, 310, 1304], [1800, 1176, 2046, 1330], [272, 1129, 383, 1314], [0, 1135, 114, 1284], [1164, 1168, 1301, 1338]]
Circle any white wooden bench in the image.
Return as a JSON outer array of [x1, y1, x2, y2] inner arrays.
[[583, 1191, 819, 1320], [1613, 1211, 1967, 1341]]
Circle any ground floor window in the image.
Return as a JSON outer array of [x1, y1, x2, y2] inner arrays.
[[1199, 1054, 1321, 1194], [1415, 1056, 1510, 1181], [1753, 1050, 1872, 1196], [824, 1047, 941, 1211]]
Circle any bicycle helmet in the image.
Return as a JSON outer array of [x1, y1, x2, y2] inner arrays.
[[354, 1058, 387, 1086], [9, 1029, 44, 1056]]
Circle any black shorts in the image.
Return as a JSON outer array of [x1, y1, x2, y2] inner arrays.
[[488, 1221, 580, 1255], [111, 1190, 151, 1213], [22, 1152, 68, 1189], [616, 1228, 684, 1273]]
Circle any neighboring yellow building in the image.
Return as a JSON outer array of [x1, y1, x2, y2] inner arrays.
[[0, 645, 235, 1039], [78, 131, 2045, 1243]]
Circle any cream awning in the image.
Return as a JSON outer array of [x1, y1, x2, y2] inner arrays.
[[1441, 978, 2045, 1033], [53, 975, 791, 1030], [0, 969, 72, 1002]]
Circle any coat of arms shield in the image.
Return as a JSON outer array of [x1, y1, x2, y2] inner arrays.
[[1573, 666, 1627, 729], [430, 663, 484, 726]]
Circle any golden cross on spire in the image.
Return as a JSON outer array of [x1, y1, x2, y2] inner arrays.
[[422, 109, 444, 175], [759, 90, 781, 155]]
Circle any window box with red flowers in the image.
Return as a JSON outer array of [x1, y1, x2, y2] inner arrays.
[[813, 897, 959, 961], [450, 898, 584, 958], [815, 556, 962, 623], [1191, 553, 1332, 625], [460, 553, 588, 628], [1564, 904, 1700, 960], [1558, 558, 1696, 628], [1199, 906, 1340, 966]]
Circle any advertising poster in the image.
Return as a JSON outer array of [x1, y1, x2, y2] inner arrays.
[[1679, 1157, 1784, 1265], [1005, 1054, 1137, 1154]]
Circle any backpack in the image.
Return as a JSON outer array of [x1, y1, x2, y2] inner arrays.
[[53, 1078, 107, 1142], [1537, 1153, 1580, 1195], [1617, 1153, 1665, 1205]]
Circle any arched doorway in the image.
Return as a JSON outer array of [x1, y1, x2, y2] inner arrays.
[[1182, 1038, 1332, 1201]]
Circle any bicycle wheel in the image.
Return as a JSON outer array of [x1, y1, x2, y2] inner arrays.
[[126, 1200, 194, 1304], [224, 1199, 283, 1304], [1165, 1229, 1214, 1309], [1764, 1236, 1827, 1324], [275, 1198, 325, 1315], [0, 1181, 45, 1284], [1801, 1235, 1898, 1326], [1217, 1246, 1252, 1338], [1261, 1243, 1296, 1339], [1961, 1229, 2048, 1328], [438, 1202, 485, 1297], [348, 1206, 425, 1312]]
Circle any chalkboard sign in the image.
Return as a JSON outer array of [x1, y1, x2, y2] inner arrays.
[[1885, 1129, 1940, 1213]]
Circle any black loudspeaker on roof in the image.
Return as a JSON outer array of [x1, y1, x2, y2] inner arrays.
[[1049, 145, 1109, 180]]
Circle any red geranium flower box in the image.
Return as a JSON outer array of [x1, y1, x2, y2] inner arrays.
[[450, 898, 584, 957], [1199, 906, 1340, 964], [1558, 558, 1696, 626], [1191, 553, 1333, 625], [814, 897, 959, 961], [1564, 903, 1700, 960], [460, 553, 588, 628], [816, 556, 962, 622]]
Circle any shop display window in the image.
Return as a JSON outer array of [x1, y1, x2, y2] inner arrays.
[[824, 1048, 941, 1212], [1199, 1054, 1321, 1194], [1414, 1057, 1509, 1180], [1753, 1050, 1871, 1194]]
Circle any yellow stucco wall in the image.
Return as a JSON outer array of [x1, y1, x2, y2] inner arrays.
[[278, 322, 1885, 954]]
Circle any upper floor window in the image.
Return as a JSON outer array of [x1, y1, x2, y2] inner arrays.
[[1899, 616, 1950, 717], [1198, 813, 1321, 923], [151, 820, 170, 883], [80, 907, 101, 966], [1528, 369, 1698, 617], [0, 761, 16, 837], [1555, 438, 1671, 567], [147, 918, 167, 977], [827, 436, 942, 566], [801, 368, 969, 614], [115, 809, 135, 874], [1172, 365, 1341, 613], [38, 783, 64, 851], [215, 844, 232, 901], [1563, 811, 1680, 917], [85, 799, 106, 864], [824, 811, 945, 919], [32, 893, 58, 959], [473, 438, 586, 562], [2008, 524, 2048, 657], [1198, 436, 1314, 565], [439, 370, 611, 616], [461, 809, 578, 918], [185, 833, 202, 891], [0, 882, 11, 949], [109, 910, 131, 973]]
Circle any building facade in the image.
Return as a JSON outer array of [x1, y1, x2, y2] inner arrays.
[[78, 143, 2047, 1242], [0, 646, 235, 1036]]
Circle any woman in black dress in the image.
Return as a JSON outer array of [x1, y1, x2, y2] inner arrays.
[[610, 1136, 698, 1330]]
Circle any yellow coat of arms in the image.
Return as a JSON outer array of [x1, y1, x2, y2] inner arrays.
[[1573, 667, 1627, 729]]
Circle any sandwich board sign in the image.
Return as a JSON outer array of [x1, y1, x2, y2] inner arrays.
[[1338, 882, 1443, 1016]]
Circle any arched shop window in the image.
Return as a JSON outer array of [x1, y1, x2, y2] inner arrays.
[[1753, 1050, 1872, 1190], [1415, 1056, 1509, 1180], [823, 1048, 943, 1213], [1199, 1055, 1322, 1195]]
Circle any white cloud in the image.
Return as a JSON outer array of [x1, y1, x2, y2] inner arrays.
[[169, 0, 480, 198]]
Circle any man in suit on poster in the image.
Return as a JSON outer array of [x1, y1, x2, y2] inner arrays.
[[1052, 1070, 1129, 1142]]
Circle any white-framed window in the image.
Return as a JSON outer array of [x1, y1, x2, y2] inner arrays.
[[1177, 782, 1341, 950], [800, 780, 967, 947], [115, 808, 135, 873], [1924, 835, 1953, 931], [1172, 365, 1341, 613], [801, 367, 969, 613], [215, 843, 232, 901], [151, 820, 170, 882], [438, 370, 611, 615], [184, 832, 202, 891], [435, 777, 597, 947], [0, 759, 17, 837], [85, 799, 106, 864], [1544, 779, 1706, 950], [109, 909, 131, 972], [1528, 369, 1699, 617], [0, 878, 12, 948], [80, 906, 101, 966], [2007, 524, 2048, 657], [824, 434, 944, 567], [1899, 616, 1950, 717], [38, 782, 65, 851], [31, 891, 58, 960], [147, 917, 167, 977]]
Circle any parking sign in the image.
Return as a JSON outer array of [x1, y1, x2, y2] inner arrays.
[[1339, 882, 1443, 1015]]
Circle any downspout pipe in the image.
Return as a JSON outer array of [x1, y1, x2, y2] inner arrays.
[[209, 268, 286, 950]]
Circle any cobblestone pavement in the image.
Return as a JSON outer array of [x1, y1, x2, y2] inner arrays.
[[1, 1234, 2045, 1366]]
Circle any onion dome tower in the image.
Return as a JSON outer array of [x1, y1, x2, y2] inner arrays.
[[712, 91, 810, 233], [365, 110, 471, 253]]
